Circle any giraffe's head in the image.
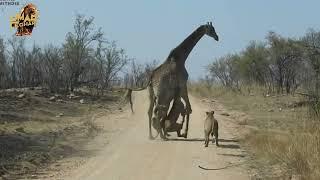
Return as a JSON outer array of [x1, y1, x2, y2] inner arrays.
[[204, 22, 219, 41]]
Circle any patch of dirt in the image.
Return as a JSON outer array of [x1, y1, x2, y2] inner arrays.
[[47, 91, 251, 180], [0, 88, 122, 179]]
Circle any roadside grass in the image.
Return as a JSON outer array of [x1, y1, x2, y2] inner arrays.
[[0, 88, 122, 179], [245, 128, 320, 180], [189, 83, 320, 179]]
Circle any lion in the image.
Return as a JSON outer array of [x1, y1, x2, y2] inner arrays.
[[161, 97, 186, 138], [204, 110, 219, 147], [122, 87, 188, 139]]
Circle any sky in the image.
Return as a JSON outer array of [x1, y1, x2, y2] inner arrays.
[[1, 0, 320, 79]]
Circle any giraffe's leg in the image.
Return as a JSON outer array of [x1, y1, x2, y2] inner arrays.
[[178, 114, 186, 137], [129, 95, 133, 113], [126, 89, 134, 113], [148, 100, 155, 140], [148, 87, 156, 140], [180, 84, 192, 114], [148, 113, 154, 139], [183, 114, 190, 138], [179, 84, 191, 138], [176, 123, 184, 137]]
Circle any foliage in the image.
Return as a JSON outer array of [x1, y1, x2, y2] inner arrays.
[[0, 14, 132, 93], [207, 31, 308, 94]]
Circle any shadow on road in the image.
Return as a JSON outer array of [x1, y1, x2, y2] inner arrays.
[[218, 138, 239, 143], [168, 138, 204, 142], [218, 144, 240, 149], [167, 138, 239, 144], [217, 153, 246, 158]]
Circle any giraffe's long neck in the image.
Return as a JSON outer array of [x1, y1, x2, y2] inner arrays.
[[171, 25, 206, 64]]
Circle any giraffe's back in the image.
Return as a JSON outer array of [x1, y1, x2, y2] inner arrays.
[[149, 61, 178, 104]]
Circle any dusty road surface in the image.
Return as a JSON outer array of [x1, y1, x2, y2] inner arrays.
[[64, 90, 249, 180]]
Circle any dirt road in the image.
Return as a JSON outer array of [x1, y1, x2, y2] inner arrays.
[[63, 90, 249, 180]]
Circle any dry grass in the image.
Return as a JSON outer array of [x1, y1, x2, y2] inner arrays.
[[245, 128, 320, 180], [0, 88, 121, 179], [189, 83, 320, 179], [189, 83, 309, 130]]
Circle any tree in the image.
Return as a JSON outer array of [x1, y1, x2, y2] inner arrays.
[[208, 54, 240, 89], [126, 60, 158, 88], [25, 44, 42, 87], [0, 14, 132, 92], [302, 29, 320, 95], [7, 37, 27, 88], [267, 32, 303, 93], [41, 45, 63, 92], [0, 37, 9, 89], [63, 14, 103, 91], [100, 41, 129, 88], [238, 41, 270, 87]]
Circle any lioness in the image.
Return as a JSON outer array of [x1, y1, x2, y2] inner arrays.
[[161, 97, 186, 138], [204, 111, 219, 147]]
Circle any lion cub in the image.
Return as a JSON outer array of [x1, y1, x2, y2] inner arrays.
[[204, 111, 219, 147]]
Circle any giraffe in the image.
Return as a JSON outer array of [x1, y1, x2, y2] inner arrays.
[[126, 22, 219, 140]]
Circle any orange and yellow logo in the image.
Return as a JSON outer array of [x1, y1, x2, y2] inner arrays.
[[10, 3, 39, 36]]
